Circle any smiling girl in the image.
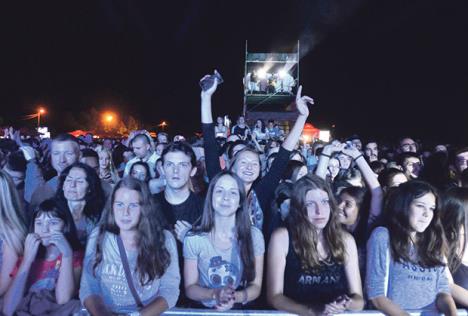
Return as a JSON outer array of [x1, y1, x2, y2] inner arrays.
[[183, 171, 264, 310]]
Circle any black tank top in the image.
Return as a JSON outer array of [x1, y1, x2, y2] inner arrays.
[[453, 263, 468, 290], [283, 231, 348, 305]]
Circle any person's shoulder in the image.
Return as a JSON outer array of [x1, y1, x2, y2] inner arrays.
[[163, 229, 177, 245], [341, 230, 357, 247], [183, 231, 209, 250], [250, 226, 264, 241], [369, 226, 389, 243], [185, 230, 209, 240], [270, 227, 289, 243]]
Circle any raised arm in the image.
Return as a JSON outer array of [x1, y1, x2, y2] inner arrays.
[[200, 71, 220, 124], [200, 71, 223, 179], [314, 141, 344, 179], [342, 145, 383, 219], [281, 86, 312, 151]]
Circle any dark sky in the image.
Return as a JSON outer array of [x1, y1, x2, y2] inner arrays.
[[2, 0, 468, 144]]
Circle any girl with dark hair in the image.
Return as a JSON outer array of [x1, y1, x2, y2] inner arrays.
[[377, 168, 408, 192], [3, 199, 83, 316], [56, 162, 105, 246], [80, 177, 180, 315], [184, 171, 264, 310], [366, 180, 457, 315], [267, 174, 364, 315], [129, 161, 151, 183], [440, 188, 468, 307], [215, 116, 228, 139], [201, 73, 312, 231], [252, 119, 268, 143], [282, 160, 308, 183]]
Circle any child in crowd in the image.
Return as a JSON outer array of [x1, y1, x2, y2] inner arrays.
[[3, 199, 83, 316]]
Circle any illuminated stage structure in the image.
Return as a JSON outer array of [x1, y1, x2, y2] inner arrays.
[[243, 41, 300, 129]]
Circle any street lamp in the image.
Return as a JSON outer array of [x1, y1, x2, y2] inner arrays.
[[102, 111, 117, 133], [37, 107, 46, 128]]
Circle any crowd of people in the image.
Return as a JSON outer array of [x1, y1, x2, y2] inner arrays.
[[0, 73, 468, 316]]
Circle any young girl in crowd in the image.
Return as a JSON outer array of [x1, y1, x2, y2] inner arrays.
[[97, 147, 120, 186], [56, 162, 105, 246], [80, 177, 180, 315], [316, 143, 384, 274], [440, 188, 468, 307], [252, 119, 268, 143], [3, 199, 83, 316], [129, 161, 152, 183], [201, 71, 312, 232], [267, 174, 364, 315], [184, 171, 264, 310], [215, 116, 228, 139], [0, 170, 27, 303], [366, 181, 457, 315], [282, 160, 308, 183]]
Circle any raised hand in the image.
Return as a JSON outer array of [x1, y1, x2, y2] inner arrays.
[[341, 143, 362, 160], [322, 142, 345, 156], [48, 232, 73, 258], [23, 233, 41, 265], [19, 145, 36, 161], [295, 85, 313, 117], [200, 70, 220, 98], [12, 128, 23, 147]]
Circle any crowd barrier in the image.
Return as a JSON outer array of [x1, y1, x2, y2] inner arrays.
[[76, 308, 468, 315], [161, 308, 468, 315]]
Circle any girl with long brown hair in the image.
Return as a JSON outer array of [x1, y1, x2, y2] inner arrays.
[[267, 174, 364, 315], [184, 171, 264, 310], [80, 177, 180, 315]]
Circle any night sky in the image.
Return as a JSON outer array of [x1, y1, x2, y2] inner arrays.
[[2, 0, 468, 145]]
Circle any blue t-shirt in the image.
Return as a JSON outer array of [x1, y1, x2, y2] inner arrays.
[[183, 226, 265, 307], [366, 227, 450, 310]]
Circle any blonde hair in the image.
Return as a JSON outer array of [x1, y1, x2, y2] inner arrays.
[[97, 148, 120, 184], [0, 170, 27, 255]]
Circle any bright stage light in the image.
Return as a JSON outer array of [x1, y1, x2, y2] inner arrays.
[[319, 130, 331, 142], [278, 69, 287, 78], [257, 68, 267, 79]]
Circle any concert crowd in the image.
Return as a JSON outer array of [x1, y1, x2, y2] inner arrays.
[[0, 73, 467, 316]]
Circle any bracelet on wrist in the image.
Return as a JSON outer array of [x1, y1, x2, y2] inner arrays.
[[354, 154, 364, 161], [321, 153, 331, 158]]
